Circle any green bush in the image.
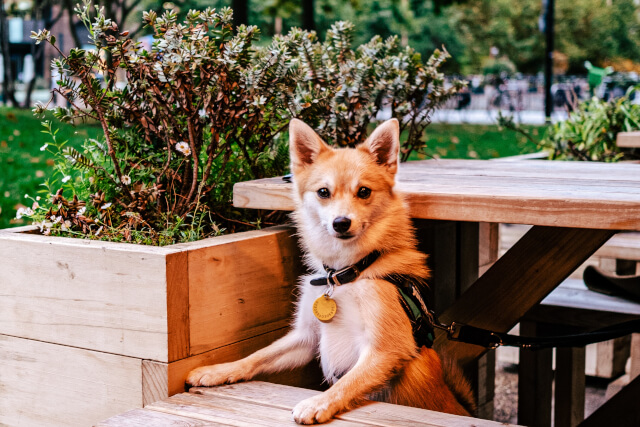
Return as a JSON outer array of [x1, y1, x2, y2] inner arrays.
[[541, 87, 640, 161], [498, 86, 640, 162], [24, 1, 460, 245]]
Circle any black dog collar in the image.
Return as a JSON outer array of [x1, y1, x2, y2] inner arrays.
[[310, 251, 382, 287]]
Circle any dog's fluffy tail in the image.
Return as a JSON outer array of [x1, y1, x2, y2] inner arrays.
[[441, 357, 477, 416]]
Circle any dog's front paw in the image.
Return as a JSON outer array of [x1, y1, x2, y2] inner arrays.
[[292, 394, 337, 425], [186, 362, 245, 387]]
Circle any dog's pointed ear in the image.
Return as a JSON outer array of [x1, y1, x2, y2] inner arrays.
[[361, 118, 400, 174], [289, 119, 331, 173]]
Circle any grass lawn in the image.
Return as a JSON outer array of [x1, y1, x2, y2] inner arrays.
[[417, 123, 543, 160], [0, 108, 544, 230], [0, 107, 101, 230]]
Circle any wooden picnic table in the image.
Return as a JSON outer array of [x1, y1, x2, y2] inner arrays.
[[234, 159, 640, 230], [233, 158, 640, 424]]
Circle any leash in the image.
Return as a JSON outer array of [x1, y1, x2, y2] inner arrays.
[[434, 317, 640, 350], [309, 251, 640, 351]]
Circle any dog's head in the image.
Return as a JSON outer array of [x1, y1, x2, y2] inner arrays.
[[289, 119, 401, 250]]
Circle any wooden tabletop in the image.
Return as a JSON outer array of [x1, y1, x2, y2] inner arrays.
[[233, 159, 640, 231], [97, 381, 517, 426]]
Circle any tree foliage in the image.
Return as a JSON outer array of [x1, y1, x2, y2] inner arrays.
[[451, 0, 640, 74]]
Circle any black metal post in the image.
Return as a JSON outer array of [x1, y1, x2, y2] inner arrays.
[[232, 0, 249, 27], [302, 0, 315, 31], [544, 0, 555, 122]]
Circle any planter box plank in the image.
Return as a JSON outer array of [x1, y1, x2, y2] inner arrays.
[[617, 131, 640, 148], [167, 250, 190, 361], [0, 232, 170, 361], [188, 228, 302, 355], [0, 334, 142, 427]]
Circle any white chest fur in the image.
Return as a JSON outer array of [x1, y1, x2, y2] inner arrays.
[[298, 277, 375, 383]]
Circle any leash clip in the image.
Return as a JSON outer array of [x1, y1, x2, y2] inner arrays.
[[427, 309, 460, 338], [441, 322, 504, 349]]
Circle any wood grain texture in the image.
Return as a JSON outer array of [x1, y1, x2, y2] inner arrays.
[[631, 334, 640, 380], [434, 226, 615, 368], [617, 131, 640, 148], [101, 381, 518, 426], [233, 160, 640, 230], [0, 231, 171, 361], [594, 232, 640, 260], [189, 382, 513, 427], [518, 322, 553, 427], [0, 225, 302, 364], [187, 227, 303, 356], [536, 278, 640, 316], [147, 392, 361, 426], [142, 360, 169, 406], [414, 220, 458, 315], [523, 278, 639, 380], [555, 346, 586, 427], [0, 334, 142, 427], [478, 223, 499, 273], [96, 407, 219, 426], [166, 251, 190, 361], [167, 328, 324, 397], [579, 375, 640, 427]]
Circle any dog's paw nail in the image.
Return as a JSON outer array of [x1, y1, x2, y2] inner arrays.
[[292, 396, 334, 425]]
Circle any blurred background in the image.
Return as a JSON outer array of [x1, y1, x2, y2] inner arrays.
[[2, 0, 640, 111], [1, 0, 640, 230]]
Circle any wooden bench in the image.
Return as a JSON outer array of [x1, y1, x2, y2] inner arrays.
[[519, 279, 640, 427], [96, 381, 519, 426], [617, 131, 640, 149]]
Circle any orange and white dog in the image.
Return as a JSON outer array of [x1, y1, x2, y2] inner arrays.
[[187, 118, 475, 424]]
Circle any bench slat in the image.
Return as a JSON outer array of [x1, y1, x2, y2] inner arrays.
[[191, 382, 508, 427], [146, 392, 360, 427], [98, 382, 518, 426], [540, 279, 640, 315], [617, 131, 640, 148], [95, 407, 218, 426]]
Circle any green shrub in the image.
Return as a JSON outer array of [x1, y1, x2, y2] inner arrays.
[[287, 22, 464, 160], [541, 87, 640, 161], [498, 86, 640, 162], [23, 1, 460, 245]]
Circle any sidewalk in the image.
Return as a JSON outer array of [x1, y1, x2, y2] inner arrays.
[[431, 108, 569, 125]]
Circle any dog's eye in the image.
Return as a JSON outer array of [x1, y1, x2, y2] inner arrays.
[[357, 187, 371, 199], [317, 188, 331, 199]]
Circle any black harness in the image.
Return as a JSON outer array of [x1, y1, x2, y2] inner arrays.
[[310, 251, 435, 349]]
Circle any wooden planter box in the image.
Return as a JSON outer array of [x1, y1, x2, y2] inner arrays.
[[0, 225, 316, 426]]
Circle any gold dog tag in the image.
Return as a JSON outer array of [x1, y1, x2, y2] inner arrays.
[[313, 295, 337, 322]]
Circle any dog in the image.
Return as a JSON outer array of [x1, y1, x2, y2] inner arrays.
[[187, 118, 476, 424]]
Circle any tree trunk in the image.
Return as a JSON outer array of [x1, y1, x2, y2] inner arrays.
[[274, 16, 282, 35], [302, 0, 315, 31], [232, 0, 249, 27], [0, 1, 18, 106], [63, 0, 82, 49], [22, 2, 66, 108]]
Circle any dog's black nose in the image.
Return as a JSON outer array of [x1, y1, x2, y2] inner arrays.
[[332, 217, 351, 233]]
